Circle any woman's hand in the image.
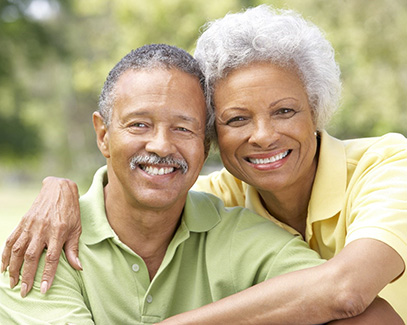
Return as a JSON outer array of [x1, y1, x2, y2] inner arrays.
[[1, 176, 82, 298]]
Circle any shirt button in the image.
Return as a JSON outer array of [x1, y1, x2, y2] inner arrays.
[[132, 264, 140, 272], [146, 295, 153, 303]]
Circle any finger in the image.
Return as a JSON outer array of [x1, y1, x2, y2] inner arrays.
[[1, 226, 24, 273], [64, 229, 82, 271], [8, 232, 30, 289], [39, 236, 65, 294], [20, 238, 46, 298]]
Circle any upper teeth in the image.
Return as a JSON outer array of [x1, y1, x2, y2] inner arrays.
[[249, 151, 289, 164], [142, 166, 175, 175]]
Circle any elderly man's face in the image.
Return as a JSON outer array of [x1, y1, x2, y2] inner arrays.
[[96, 68, 207, 211]]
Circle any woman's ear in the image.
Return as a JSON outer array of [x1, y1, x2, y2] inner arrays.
[[93, 112, 110, 158]]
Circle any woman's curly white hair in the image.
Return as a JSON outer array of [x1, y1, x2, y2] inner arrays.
[[194, 5, 342, 140]]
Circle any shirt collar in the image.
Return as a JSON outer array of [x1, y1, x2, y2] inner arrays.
[[307, 130, 347, 223], [80, 166, 114, 245], [182, 191, 221, 232], [80, 166, 221, 246]]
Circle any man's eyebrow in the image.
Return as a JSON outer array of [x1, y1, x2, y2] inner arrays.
[[122, 111, 150, 118], [174, 114, 200, 124]]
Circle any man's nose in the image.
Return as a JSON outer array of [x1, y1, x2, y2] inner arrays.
[[145, 128, 177, 157]]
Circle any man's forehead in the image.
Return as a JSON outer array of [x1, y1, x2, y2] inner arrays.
[[116, 67, 201, 95], [114, 68, 202, 99], [112, 67, 206, 122]]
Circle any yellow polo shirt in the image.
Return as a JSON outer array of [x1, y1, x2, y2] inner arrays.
[[194, 130, 407, 321]]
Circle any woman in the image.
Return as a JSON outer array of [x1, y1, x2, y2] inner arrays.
[[2, 5, 406, 323]]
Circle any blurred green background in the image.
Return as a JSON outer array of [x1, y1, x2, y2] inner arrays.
[[1, 0, 406, 244]]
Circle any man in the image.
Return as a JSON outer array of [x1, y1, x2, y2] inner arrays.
[[0, 44, 330, 323]]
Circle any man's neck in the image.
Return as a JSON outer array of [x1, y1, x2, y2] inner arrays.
[[103, 183, 184, 280]]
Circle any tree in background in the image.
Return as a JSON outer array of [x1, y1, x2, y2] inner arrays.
[[1, 0, 406, 185]]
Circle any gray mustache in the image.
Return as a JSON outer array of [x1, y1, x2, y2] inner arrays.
[[129, 154, 188, 174]]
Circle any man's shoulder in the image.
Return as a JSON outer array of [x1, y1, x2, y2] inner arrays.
[[187, 190, 295, 241]]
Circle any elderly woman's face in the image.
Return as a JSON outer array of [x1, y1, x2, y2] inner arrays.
[[213, 62, 318, 194]]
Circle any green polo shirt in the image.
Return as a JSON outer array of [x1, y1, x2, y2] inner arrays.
[[0, 166, 324, 324]]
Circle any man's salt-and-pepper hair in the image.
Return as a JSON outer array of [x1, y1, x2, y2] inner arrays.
[[98, 44, 211, 153], [195, 5, 342, 136], [99, 44, 205, 125]]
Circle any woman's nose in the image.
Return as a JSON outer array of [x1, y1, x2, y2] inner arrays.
[[248, 120, 279, 148]]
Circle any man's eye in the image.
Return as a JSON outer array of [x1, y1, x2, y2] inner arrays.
[[176, 127, 191, 133], [131, 122, 147, 128]]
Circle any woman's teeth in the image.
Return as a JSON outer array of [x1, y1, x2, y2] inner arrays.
[[248, 150, 290, 164]]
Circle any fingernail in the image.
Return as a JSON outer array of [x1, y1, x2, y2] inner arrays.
[[21, 283, 28, 298], [40, 280, 48, 294], [76, 257, 83, 270], [9, 276, 16, 289]]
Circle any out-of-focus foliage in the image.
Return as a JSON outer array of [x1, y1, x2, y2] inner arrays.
[[0, 0, 406, 185]]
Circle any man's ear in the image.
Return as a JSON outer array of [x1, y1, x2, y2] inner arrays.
[[93, 112, 110, 158]]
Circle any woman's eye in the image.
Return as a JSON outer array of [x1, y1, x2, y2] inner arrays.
[[226, 116, 248, 126], [275, 108, 296, 118]]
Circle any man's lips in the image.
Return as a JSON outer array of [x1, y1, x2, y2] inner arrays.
[[246, 150, 291, 165]]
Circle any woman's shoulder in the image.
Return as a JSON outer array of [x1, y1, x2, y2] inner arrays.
[[340, 132, 407, 163], [343, 132, 407, 150], [193, 168, 247, 207]]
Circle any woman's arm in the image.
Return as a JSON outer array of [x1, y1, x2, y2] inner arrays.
[[328, 297, 404, 325], [159, 238, 404, 324], [1, 176, 82, 297], [160, 297, 403, 325]]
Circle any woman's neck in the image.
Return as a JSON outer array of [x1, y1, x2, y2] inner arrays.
[[259, 189, 310, 237], [258, 149, 319, 238]]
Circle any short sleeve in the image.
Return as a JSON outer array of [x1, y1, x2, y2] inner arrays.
[[346, 135, 407, 267], [0, 251, 94, 324]]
